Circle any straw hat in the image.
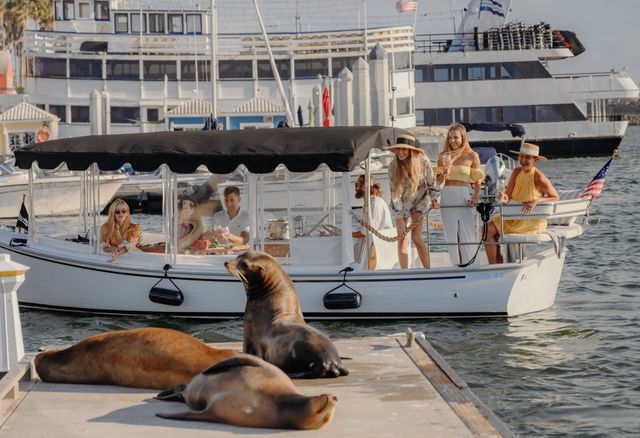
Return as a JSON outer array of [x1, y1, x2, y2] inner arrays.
[[508, 143, 547, 160], [385, 134, 424, 154]]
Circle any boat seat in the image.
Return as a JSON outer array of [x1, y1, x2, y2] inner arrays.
[[502, 223, 584, 243]]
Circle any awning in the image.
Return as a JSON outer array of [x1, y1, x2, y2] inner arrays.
[[14, 126, 410, 174]]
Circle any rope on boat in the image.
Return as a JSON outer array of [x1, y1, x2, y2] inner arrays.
[[356, 213, 443, 243]]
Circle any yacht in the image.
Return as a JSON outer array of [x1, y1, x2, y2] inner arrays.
[[413, 21, 639, 157]]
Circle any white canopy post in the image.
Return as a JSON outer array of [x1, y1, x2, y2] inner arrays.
[[341, 172, 354, 266], [0, 254, 29, 372]]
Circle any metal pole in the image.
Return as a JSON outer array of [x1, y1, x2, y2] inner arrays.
[[252, 0, 295, 126], [210, 0, 218, 118]]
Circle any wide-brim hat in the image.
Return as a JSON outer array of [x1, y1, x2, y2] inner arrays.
[[509, 143, 547, 160], [385, 134, 424, 154]]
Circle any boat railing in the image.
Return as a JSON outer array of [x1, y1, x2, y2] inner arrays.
[[24, 26, 414, 58]]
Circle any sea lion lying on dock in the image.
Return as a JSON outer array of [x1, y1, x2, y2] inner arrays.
[[225, 252, 349, 378], [34, 327, 238, 389], [156, 354, 337, 430]]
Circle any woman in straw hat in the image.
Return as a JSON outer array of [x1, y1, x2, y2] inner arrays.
[[484, 143, 559, 264], [436, 124, 484, 266], [387, 134, 441, 269]]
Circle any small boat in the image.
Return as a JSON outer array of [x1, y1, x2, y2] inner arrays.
[[0, 158, 126, 219], [0, 127, 594, 318]]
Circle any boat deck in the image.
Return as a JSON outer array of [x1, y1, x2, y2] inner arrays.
[[0, 333, 511, 437]]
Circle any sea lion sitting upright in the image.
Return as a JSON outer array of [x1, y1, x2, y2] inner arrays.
[[35, 327, 238, 390], [156, 354, 337, 430], [225, 252, 349, 378]]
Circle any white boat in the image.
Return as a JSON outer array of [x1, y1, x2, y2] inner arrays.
[[0, 158, 126, 219], [0, 126, 594, 318]]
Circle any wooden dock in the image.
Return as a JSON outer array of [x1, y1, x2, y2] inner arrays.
[[0, 332, 513, 437]]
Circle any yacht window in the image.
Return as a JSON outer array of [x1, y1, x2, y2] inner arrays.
[[294, 59, 328, 79], [54, 1, 64, 20], [503, 105, 533, 123], [107, 60, 140, 80], [71, 106, 90, 123], [115, 14, 129, 33], [186, 14, 202, 34], [181, 60, 210, 81], [147, 108, 160, 122], [143, 61, 177, 80], [78, 2, 91, 19], [218, 60, 252, 79], [394, 52, 412, 70], [534, 105, 562, 123], [149, 13, 166, 33], [169, 14, 183, 34], [34, 57, 67, 78], [467, 64, 497, 80], [257, 60, 290, 79], [111, 107, 140, 124], [554, 103, 587, 121], [468, 107, 499, 123], [131, 14, 147, 33], [396, 97, 413, 116], [49, 105, 67, 123], [70, 59, 102, 78], [433, 65, 463, 82], [63, 0, 74, 20], [94, 1, 110, 20], [331, 57, 359, 77]]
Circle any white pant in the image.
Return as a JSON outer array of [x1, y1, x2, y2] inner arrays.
[[440, 185, 478, 265]]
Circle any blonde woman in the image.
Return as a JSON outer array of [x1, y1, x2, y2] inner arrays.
[[436, 124, 484, 266], [100, 199, 141, 262], [387, 135, 440, 269]]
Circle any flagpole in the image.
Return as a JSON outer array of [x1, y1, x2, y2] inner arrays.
[[412, 1, 418, 38]]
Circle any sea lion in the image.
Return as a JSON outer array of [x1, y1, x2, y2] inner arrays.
[[156, 354, 337, 430], [34, 327, 238, 390], [225, 252, 349, 378]]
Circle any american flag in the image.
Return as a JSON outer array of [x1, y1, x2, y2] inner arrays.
[[579, 157, 613, 198], [396, 0, 417, 13]]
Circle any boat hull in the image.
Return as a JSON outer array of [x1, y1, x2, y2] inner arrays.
[[0, 231, 565, 319]]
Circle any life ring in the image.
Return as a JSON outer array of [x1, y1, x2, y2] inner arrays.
[[36, 129, 50, 143]]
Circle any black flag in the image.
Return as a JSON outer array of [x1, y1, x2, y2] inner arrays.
[[16, 195, 29, 232]]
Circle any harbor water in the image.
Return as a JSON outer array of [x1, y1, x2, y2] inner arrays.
[[11, 127, 640, 436]]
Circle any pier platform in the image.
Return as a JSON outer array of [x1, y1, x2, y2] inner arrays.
[[0, 332, 512, 437]]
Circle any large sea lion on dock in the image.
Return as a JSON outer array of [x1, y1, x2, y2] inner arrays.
[[34, 327, 238, 390], [225, 252, 349, 378], [156, 354, 337, 429]]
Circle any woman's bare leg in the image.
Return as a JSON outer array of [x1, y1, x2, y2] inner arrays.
[[411, 211, 430, 268], [484, 222, 502, 264], [396, 217, 409, 269]]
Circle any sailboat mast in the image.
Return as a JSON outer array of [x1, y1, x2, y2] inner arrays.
[[252, 0, 295, 126], [210, 0, 218, 118]]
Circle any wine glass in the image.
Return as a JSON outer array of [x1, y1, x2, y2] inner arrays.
[[442, 153, 452, 169], [221, 226, 230, 244]]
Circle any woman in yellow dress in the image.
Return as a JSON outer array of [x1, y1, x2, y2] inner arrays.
[[484, 143, 559, 264]]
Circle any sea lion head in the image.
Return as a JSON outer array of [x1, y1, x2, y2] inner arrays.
[[280, 393, 338, 430], [225, 251, 281, 294]]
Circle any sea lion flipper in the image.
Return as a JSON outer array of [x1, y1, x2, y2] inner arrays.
[[155, 384, 187, 402], [202, 355, 262, 375]]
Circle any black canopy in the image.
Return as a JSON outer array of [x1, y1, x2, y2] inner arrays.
[[14, 126, 409, 174]]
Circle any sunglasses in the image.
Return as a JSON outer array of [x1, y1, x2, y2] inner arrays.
[[115, 209, 128, 214]]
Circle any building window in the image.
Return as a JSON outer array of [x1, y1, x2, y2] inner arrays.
[[414, 65, 431, 82], [147, 108, 160, 122], [107, 60, 139, 80], [435, 108, 454, 125], [257, 60, 290, 79], [8, 132, 36, 150], [54, 1, 64, 20], [396, 97, 412, 116], [181, 60, 210, 81], [169, 14, 183, 34], [78, 2, 91, 18], [143, 61, 177, 80], [34, 58, 66, 78], [467, 64, 497, 80], [467, 106, 499, 123], [149, 13, 166, 33], [433, 65, 464, 82], [111, 107, 140, 124], [71, 106, 90, 123], [218, 60, 252, 79], [49, 105, 67, 123], [115, 14, 129, 33], [131, 14, 146, 33], [63, 0, 74, 20], [94, 1, 110, 20], [394, 52, 412, 70], [331, 57, 359, 77], [69, 59, 102, 78], [294, 59, 328, 78], [186, 14, 202, 34]]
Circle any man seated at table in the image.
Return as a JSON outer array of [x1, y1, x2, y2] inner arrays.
[[203, 186, 250, 245]]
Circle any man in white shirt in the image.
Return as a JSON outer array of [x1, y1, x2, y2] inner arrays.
[[353, 175, 393, 269], [205, 186, 250, 245]]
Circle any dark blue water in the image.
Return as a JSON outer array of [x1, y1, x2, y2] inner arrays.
[[16, 127, 640, 436]]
